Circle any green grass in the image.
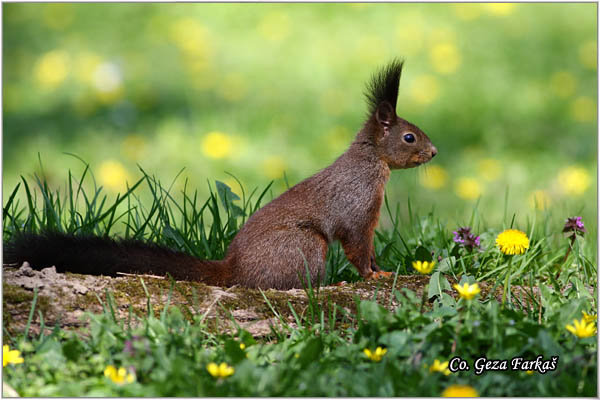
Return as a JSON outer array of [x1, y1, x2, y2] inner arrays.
[[2, 165, 597, 396]]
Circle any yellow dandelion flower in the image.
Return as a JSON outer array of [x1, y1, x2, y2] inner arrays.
[[484, 3, 516, 16], [104, 365, 135, 384], [261, 156, 287, 180], [526, 370, 535, 375], [363, 346, 387, 362], [453, 4, 482, 20], [442, 384, 479, 397], [477, 158, 502, 181], [34, 50, 70, 89], [570, 96, 596, 123], [550, 71, 577, 98], [420, 165, 448, 189], [201, 131, 233, 159], [582, 311, 597, 324], [455, 178, 483, 200], [429, 359, 451, 376], [566, 318, 596, 338], [239, 343, 246, 350], [257, 11, 291, 42], [430, 43, 461, 74], [453, 282, 480, 300], [409, 74, 440, 105], [557, 166, 591, 196], [206, 362, 235, 378], [3, 345, 24, 367], [495, 229, 529, 255], [529, 190, 551, 211], [578, 40, 597, 70], [412, 260, 436, 275], [98, 160, 130, 193]]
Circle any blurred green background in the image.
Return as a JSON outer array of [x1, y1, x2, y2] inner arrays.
[[3, 3, 597, 232]]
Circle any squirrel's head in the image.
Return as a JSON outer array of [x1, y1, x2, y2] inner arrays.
[[364, 60, 437, 169]]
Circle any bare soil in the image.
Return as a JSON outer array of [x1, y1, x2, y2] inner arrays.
[[3, 262, 537, 339]]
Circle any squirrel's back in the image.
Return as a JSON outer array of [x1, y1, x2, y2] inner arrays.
[[4, 59, 437, 289]]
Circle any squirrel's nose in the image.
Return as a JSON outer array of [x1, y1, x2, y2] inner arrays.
[[430, 146, 438, 158]]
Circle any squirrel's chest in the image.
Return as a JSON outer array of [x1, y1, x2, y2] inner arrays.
[[323, 168, 389, 232]]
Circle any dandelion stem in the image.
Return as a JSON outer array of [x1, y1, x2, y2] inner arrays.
[[502, 257, 513, 307]]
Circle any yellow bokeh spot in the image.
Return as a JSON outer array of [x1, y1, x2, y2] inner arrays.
[[453, 4, 482, 20], [428, 28, 457, 47], [98, 160, 130, 193], [170, 18, 212, 58], [556, 166, 591, 196], [223, 178, 243, 198], [43, 3, 74, 30], [201, 131, 233, 159], [430, 43, 461, 74], [97, 87, 124, 105], [409, 74, 440, 105], [570, 96, 596, 123], [477, 158, 502, 181], [455, 177, 483, 200], [442, 384, 479, 397], [550, 71, 577, 98], [357, 36, 388, 64], [419, 165, 448, 189], [529, 190, 551, 210], [261, 156, 287, 180], [121, 134, 147, 161], [257, 11, 291, 42], [326, 126, 351, 152], [34, 50, 70, 89], [395, 23, 425, 56], [579, 40, 597, 70], [74, 52, 103, 84], [217, 73, 248, 102], [484, 3, 517, 16]]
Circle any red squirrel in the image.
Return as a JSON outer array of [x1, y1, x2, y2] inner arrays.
[[5, 60, 437, 289]]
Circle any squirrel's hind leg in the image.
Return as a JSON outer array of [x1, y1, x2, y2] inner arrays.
[[234, 228, 328, 290]]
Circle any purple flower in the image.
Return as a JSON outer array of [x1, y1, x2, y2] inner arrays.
[[563, 216, 587, 237], [452, 227, 481, 251], [452, 231, 465, 244]]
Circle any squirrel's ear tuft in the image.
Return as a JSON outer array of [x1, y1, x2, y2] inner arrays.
[[365, 59, 404, 117]]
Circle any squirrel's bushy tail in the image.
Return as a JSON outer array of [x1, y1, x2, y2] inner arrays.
[[3, 232, 234, 286]]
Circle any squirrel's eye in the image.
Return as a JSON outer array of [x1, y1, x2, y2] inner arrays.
[[403, 133, 416, 143]]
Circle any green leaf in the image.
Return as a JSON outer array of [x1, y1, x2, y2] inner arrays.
[[224, 339, 247, 364], [437, 257, 455, 273], [414, 246, 432, 262], [62, 338, 85, 361], [428, 271, 451, 299], [215, 180, 245, 218]]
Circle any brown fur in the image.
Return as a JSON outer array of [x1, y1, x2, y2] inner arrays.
[[5, 60, 436, 290]]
